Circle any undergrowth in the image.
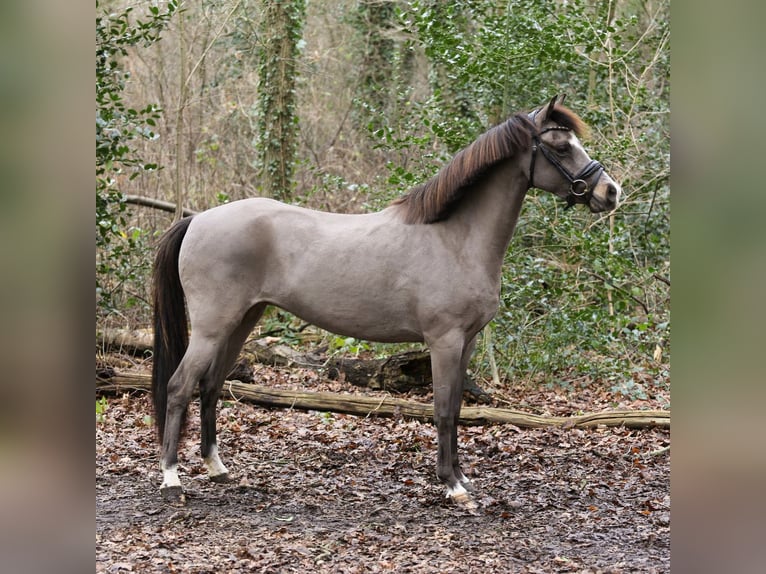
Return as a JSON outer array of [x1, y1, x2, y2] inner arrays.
[[95, 0, 669, 395]]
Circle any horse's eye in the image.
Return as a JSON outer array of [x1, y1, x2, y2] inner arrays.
[[555, 142, 571, 154]]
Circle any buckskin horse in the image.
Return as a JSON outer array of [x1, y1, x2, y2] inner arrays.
[[152, 95, 621, 507]]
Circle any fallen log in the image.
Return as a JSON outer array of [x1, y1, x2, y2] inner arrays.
[[96, 371, 670, 429], [96, 327, 316, 368], [97, 328, 487, 398], [97, 327, 155, 354]]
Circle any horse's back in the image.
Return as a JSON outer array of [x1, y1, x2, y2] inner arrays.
[[178, 198, 427, 341]]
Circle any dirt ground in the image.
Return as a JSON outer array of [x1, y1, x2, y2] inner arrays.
[[96, 366, 669, 573]]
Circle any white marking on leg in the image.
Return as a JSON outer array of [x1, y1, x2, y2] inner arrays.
[[446, 481, 468, 499], [160, 462, 181, 490], [203, 444, 229, 479], [457, 471, 471, 487]]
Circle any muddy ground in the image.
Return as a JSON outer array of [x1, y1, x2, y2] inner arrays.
[[96, 366, 669, 573]]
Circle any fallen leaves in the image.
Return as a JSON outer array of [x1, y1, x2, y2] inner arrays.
[[97, 362, 669, 573]]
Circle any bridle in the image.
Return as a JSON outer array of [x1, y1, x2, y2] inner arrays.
[[527, 117, 604, 208]]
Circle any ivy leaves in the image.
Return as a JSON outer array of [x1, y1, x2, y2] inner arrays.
[[96, 1, 177, 312]]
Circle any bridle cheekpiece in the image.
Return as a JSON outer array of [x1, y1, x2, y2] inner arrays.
[[527, 112, 604, 209]]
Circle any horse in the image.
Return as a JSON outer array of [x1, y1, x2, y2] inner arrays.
[[151, 95, 621, 507]]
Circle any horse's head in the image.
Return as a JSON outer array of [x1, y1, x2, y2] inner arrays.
[[527, 95, 621, 213]]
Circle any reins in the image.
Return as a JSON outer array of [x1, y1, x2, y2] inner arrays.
[[527, 117, 604, 209]]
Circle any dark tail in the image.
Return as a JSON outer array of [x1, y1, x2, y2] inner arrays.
[[152, 216, 194, 443]]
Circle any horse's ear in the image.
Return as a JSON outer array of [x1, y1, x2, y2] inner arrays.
[[534, 94, 563, 127], [544, 94, 565, 120]]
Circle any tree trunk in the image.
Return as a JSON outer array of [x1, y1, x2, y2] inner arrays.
[[353, 1, 396, 132], [96, 370, 670, 429], [256, 0, 305, 200]]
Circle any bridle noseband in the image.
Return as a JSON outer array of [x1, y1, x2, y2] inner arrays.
[[527, 123, 604, 209]]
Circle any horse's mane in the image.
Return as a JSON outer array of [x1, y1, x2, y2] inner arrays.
[[391, 104, 588, 224]]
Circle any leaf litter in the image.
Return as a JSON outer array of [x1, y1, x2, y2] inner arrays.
[[97, 363, 669, 573]]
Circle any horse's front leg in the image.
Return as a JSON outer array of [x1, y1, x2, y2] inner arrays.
[[451, 335, 478, 492], [430, 332, 476, 508]]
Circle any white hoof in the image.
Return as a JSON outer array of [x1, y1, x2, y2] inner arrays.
[[446, 482, 478, 509], [446, 481, 468, 499]]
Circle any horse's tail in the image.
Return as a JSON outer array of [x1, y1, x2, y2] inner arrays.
[[152, 216, 194, 443]]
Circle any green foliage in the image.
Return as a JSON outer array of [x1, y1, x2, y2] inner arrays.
[[611, 378, 648, 401], [365, 0, 670, 387], [399, 0, 592, 149], [260, 309, 307, 346], [96, 1, 177, 313], [495, 195, 669, 384], [329, 336, 371, 357], [96, 396, 109, 424], [319, 411, 335, 425]]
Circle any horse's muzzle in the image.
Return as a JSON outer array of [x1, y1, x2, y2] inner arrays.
[[589, 181, 620, 213]]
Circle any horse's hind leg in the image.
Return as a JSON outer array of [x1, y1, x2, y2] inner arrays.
[[160, 334, 224, 502], [199, 303, 267, 484]]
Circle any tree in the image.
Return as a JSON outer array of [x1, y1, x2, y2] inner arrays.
[[256, 0, 306, 200]]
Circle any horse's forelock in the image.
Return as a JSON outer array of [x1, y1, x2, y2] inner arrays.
[[549, 104, 590, 139]]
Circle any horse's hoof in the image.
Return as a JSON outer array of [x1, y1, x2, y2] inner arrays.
[[209, 472, 233, 484], [161, 485, 186, 505], [451, 491, 478, 510]]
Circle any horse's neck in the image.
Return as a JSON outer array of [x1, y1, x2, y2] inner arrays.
[[448, 160, 528, 275]]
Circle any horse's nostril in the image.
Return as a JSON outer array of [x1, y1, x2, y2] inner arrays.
[[606, 184, 618, 202]]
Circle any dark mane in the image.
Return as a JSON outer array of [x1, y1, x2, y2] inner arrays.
[[391, 114, 535, 224], [391, 104, 588, 224]]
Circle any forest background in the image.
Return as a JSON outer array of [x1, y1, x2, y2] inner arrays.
[[96, 0, 669, 401]]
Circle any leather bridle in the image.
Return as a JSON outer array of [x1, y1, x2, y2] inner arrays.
[[527, 122, 604, 209]]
